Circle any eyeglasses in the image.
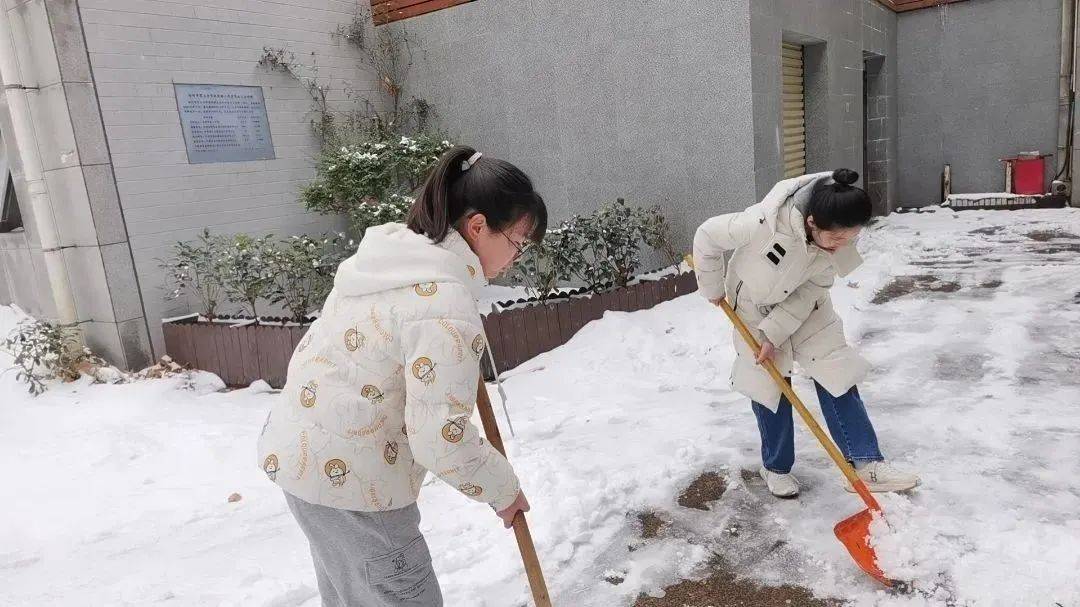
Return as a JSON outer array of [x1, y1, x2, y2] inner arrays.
[[499, 230, 530, 260], [497, 228, 543, 295]]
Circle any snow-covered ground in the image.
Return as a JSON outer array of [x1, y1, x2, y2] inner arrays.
[[1, 208, 1079, 607]]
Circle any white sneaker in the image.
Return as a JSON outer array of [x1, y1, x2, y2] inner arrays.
[[846, 461, 920, 493], [759, 466, 800, 498]]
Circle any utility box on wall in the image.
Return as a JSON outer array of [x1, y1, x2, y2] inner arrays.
[[1001, 153, 1050, 195]]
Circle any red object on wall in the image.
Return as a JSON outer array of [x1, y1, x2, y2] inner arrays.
[[1001, 154, 1051, 195]]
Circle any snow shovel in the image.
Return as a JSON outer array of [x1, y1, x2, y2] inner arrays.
[[474, 377, 553, 606], [716, 298, 894, 588]]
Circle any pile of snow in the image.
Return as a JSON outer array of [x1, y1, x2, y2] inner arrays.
[[0, 302, 30, 341], [1, 208, 1078, 606]]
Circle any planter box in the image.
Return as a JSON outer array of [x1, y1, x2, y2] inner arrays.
[[479, 272, 697, 377], [163, 272, 698, 388], [162, 318, 308, 388]]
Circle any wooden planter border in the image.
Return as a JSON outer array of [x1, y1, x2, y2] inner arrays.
[[163, 272, 698, 388], [162, 321, 307, 388]]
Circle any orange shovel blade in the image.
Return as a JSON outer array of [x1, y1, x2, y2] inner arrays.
[[833, 508, 893, 588]]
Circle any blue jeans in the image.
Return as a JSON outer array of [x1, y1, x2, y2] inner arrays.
[[752, 382, 884, 474]]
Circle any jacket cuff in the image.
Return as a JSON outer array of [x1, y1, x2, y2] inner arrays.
[[695, 269, 726, 301], [490, 477, 521, 512]]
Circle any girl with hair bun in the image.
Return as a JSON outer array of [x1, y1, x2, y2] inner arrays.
[[693, 169, 919, 499]]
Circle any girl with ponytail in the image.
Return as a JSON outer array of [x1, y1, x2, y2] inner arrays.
[[693, 169, 920, 499], [258, 146, 546, 606]]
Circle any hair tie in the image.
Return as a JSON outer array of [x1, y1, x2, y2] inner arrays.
[[461, 151, 483, 171]]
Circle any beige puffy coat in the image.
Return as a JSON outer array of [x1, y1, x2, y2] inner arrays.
[[693, 173, 870, 410], [257, 223, 520, 512]]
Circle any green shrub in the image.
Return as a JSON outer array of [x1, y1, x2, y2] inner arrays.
[[348, 193, 414, 239], [163, 230, 355, 323], [301, 134, 451, 238], [220, 234, 277, 321], [512, 199, 678, 301], [3, 320, 88, 395], [160, 229, 229, 320], [267, 233, 353, 323]]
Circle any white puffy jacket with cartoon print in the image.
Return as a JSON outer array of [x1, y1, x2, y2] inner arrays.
[[694, 172, 870, 410], [257, 223, 520, 512]]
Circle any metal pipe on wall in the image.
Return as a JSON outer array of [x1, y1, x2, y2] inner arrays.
[[0, 6, 78, 325], [1067, 0, 1080, 205], [1057, 0, 1075, 178]]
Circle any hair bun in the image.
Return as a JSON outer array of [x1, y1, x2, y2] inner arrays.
[[832, 168, 859, 186]]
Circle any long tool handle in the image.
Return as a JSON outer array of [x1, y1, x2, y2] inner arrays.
[[716, 300, 882, 512], [475, 378, 553, 607]]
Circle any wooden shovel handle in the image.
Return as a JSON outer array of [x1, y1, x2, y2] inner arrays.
[[716, 299, 882, 513], [475, 378, 553, 607]]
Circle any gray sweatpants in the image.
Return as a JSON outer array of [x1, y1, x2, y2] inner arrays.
[[284, 492, 444, 607]]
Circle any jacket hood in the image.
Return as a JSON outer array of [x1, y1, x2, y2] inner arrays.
[[333, 223, 488, 300], [762, 172, 863, 278], [759, 172, 832, 234]]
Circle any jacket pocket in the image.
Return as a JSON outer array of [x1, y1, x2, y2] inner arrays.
[[366, 535, 435, 595]]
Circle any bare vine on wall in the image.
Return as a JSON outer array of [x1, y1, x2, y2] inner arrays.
[[257, 6, 433, 146], [257, 47, 334, 138], [334, 7, 431, 137]]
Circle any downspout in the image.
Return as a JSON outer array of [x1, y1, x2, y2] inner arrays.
[[1059, 0, 1079, 203], [1070, 0, 1080, 206], [0, 8, 78, 324]]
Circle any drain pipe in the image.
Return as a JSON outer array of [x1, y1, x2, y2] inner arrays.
[[0, 8, 78, 324], [1057, 0, 1076, 179], [1063, 0, 1080, 206]]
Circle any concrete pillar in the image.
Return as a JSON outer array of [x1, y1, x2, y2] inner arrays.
[[0, 0, 77, 326], [0, 0, 152, 369]]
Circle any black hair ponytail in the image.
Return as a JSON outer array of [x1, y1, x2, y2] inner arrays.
[[406, 146, 548, 244], [806, 169, 872, 230]]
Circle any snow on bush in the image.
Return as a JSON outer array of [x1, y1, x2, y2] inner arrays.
[[301, 134, 452, 238], [266, 233, 353, 323], [3, 320, 97, 395], [162, 231, 356, 324], [159, 228, 229, 320], [511, 199, 680, 301]]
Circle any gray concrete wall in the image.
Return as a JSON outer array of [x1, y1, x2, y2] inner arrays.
[[897, 0, 1062, 205], [749, 0, 899, 212], [396, 0, 758, 251], [78, 0, 381, 357]]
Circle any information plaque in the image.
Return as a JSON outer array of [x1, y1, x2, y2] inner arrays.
[[174, 84, 275, 164]]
